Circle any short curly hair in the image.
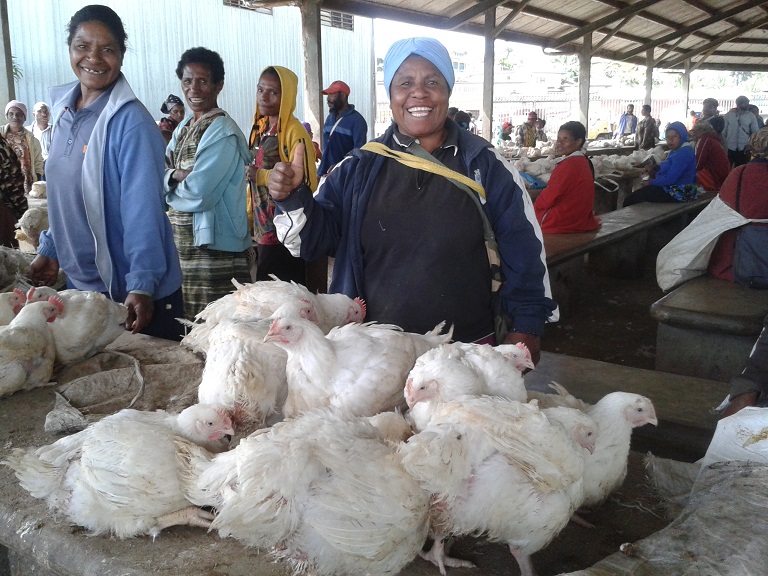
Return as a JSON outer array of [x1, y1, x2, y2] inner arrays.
[[175, 47, 225, 84]]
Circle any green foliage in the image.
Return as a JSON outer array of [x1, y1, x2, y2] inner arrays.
[[12, 56, 22, 81]]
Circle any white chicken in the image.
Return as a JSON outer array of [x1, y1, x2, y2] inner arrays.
[[14, 206, 49, 248], [3, 404, 235, 539], [404, 342, 530, 431], [27, 287, 129, 364], [398, 397, 596, 576], [180, 277, 366, 354], [0, 288, 26, 326], [177, 408, 430, 576], [264, 317, 452, 418], [528, 384, 658, 509], [0, 298, 62, 397], [197, 313, 294, 430]]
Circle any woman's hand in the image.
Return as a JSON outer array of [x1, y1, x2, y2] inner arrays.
[[268, 143, 305, 201], [29, 254, 59, 286], [124, 293, 154, 334], [173, 169, 191, 183], [722, 391, 759, 417]]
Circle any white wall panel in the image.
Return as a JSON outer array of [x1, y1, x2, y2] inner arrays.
[[8, 0, 374, 138]]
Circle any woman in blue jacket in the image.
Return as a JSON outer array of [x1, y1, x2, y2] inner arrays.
[[623, 121, 698, 206], [30, 5, 183, 340]]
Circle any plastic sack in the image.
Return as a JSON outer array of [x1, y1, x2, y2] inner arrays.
[[655, 195, 768, 291]]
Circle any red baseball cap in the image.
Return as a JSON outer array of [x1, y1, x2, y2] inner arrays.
[[322, 80, 350, 95]]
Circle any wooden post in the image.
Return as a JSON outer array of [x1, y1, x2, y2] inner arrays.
[[645, 48, 653, 105], [0, 0, 14, 104], [299, 0, 328, 292], [482, 8, 495, 142], [578, 32, 592, 129], [682, 60, 691, 124], [299, 0, 323, 139]]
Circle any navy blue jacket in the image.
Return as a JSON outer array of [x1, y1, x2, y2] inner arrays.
[[274, 123, 558, 337], [317, 105, 368, 176]]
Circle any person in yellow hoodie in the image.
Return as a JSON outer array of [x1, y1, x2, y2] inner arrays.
[[247, 66, 317, 284]]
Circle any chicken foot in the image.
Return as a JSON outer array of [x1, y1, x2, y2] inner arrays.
[[419, 536, 476, 576], [149, 506, 215, 540], [509, 545, 538, 576]]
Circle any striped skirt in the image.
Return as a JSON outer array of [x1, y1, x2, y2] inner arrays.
[[168, 208, 250, 320]]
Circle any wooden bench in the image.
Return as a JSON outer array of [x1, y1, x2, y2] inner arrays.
[[527, 351, 725, 461], [545, 193, 715, 317], [650, 275, 768, 382]]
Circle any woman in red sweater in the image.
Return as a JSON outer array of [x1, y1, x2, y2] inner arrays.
[[690, 121, 730, 191], [534, 121, 601, 233], [708, 127, 768, 282]]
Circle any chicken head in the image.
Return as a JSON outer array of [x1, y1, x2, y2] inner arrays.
[[179, 404, 235, 444], [623, 394, 658, 427], [348, 297, 367, 323], [263, 317, 305, 347], [404, 377, 439, 408], [44, 297, 64, 323], [7, 289, 26, 314], [26, 286, 59, 304]]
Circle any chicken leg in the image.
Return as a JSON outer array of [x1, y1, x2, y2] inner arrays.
[[419, 536, 476, 576], [149, 506, 215, 539], [510, 544, 537, 576]]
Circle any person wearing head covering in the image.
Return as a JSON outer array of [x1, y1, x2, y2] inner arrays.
[[317, 80, 367, 177], [265, 36, 557, 365], [453, 110, 471, 130], [158, 94, 184, 145], [2, 100, 44, 192], [623, 121, 698, 206], [0, 131, 26, 247], [689, 121, 730, 191], [26, 101, 52, 162], [164, 47, 251, 320], [30, 5, 183, 340], [723, 96, 759, 167], [515, 111, 538, 147], [302, 121, 322, 161], [496, 120, 513, 146], [708, 126, 768, 283], [246, 65, 317, 284]]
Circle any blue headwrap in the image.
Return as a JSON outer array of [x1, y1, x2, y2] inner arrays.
[[383, 37, 455, 99], [666, 121, 689, 144]]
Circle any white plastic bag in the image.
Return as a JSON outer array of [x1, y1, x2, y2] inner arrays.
[[655, 196, 768, 291]]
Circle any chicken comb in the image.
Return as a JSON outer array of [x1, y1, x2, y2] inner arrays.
[[13, 288, 26, 302], [48, 296, 65, 314], [515, 341, 531, 357], [354, 297, 367, 320], [214, 406, 233, 427]]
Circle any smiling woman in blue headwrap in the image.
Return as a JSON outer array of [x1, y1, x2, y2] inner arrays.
[[623, 121, 698, 206], [264, 37, 557, 364]]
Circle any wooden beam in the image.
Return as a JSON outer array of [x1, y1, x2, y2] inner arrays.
[[690, 45, 719, 72], [440, 0, 507, 31], [492, 0, 531, 38], [547, 0, 663, 50], [659, 14, 768, 68], [619, 0, 768, 61], [653, 35, 689, 65], [482, 8, 495, 142], [593, 13, 635, 52]]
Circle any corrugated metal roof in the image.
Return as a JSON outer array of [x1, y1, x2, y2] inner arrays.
[[317, 0, 768, 71]]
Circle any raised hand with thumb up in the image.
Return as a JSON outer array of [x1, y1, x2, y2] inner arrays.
[[267, 142, 306, 201]]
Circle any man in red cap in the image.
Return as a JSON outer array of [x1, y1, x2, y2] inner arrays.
[[317, 80, 368, 177], [515, 111, 538, 147]]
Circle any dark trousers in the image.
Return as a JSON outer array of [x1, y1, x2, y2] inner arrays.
[[623, 185, 677, 207], [256, 242, 306, 285], [142, 288, 185, 341], [728, 149, 750, 168]]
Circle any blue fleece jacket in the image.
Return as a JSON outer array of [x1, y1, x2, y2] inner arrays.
[[39, 76, 182, 301], [164, 113, 251, 252], [274, 123, 558, 337]]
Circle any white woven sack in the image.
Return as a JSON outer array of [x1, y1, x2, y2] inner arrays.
[[656, 195, 768, 291]]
